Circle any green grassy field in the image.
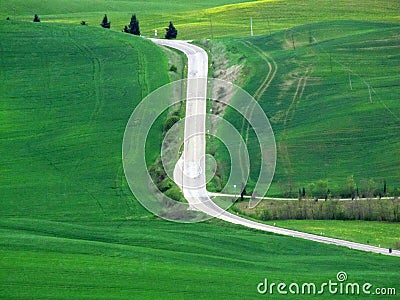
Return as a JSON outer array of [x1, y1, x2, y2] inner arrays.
[[263, 220, 400, 249], [2, 217, 400, 299], [217, 21, 400, 197], [232, 200, 400, 248], [1, 0, 398, 39], [1, 1, 400, 298], [0, 21, 169, 222], [1, 19, 399, 300]]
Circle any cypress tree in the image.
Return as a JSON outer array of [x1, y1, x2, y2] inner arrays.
[[100, 14, 111, 29], [383, 180, 387, 195], [165, 21, 178, 39], [124, 14, 140, 36]]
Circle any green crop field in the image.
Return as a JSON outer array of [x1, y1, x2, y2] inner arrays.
[[2, 217, 400, 299], [1, 0, 400, 298], [1, 0, 398, 39], [216, 21, 400, 197], [262, 220, 400, 249], [0, 21, 169, 222]]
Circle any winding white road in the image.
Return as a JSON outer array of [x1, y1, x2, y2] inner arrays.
[[150, 38, 399, 257]]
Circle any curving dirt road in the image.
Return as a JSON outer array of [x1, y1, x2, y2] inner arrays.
[[150, 38, 399, 257]]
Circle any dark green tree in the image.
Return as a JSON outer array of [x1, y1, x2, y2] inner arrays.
[[124, 14, 140, 36], [33, 14, 40, 22], [383, 179, 387, 196], [100, 14, 110, 29], [165, 21, 178, 39]]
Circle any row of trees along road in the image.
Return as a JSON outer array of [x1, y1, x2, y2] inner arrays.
[[101, 14, 178, 39]]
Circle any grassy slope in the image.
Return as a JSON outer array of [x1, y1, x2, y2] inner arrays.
[[0, 0, 256, 38], [220, 21, 400, 196], [2, 218, 400, 299], [1, 0, 398, 39], [0, 21, 169, 222], [1, 19, 399, 300], [1, 2, 400, 299]]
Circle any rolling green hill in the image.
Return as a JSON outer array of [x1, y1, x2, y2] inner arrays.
[[1, 0, 398, 39], [218, 21, 400, 197], [0, 21, 169, 222], [1, 18, 399, 300], [1, 1, 400, 298], [2, 216, 400, 299]]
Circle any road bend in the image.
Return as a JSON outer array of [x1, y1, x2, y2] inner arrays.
[[150, 38, 399, 257]]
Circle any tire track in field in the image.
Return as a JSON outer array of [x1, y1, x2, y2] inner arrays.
[[66, 30, 106, 214], [37, 51, 53, 132], [238, 41, 278, 187], [279, 67, 311, 182], [136, 51, 150, 100], [241, 42, 278, 143], [67, 31, 104, 126], [114, 164, 135, 212]]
